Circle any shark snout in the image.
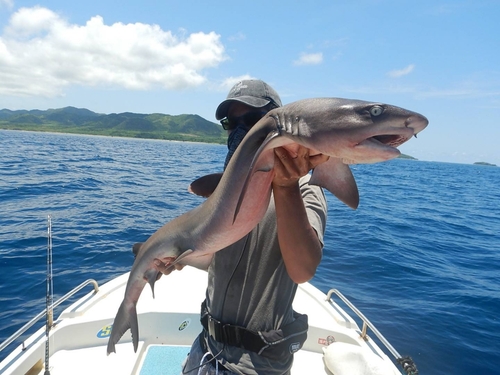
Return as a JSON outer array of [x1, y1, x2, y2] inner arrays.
[[405, 114, 429, 135]]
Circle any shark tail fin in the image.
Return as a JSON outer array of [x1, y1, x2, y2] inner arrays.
[[107, 300, 139, 354]]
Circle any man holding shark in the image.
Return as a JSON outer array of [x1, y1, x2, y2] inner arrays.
[[118, 79, 428, 374], [158, 79, 330, 374]]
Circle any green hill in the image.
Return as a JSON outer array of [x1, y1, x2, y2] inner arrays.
[[398, 154, 418, 160], [473, 161, 497, 167], [0, 106, 226, 144]]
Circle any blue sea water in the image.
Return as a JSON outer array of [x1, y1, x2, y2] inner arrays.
[[0, 129, 499, 374]]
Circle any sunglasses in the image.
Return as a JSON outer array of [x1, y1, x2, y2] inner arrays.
[[220, 111, 268, 131]]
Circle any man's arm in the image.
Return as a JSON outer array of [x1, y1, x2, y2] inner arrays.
[[272, 146, 329, 283]]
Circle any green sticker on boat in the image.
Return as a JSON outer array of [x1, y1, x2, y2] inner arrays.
[[178, 319, 191, 331]]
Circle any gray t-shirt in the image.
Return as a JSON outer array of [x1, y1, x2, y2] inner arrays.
[[205, 174, 327, 374]]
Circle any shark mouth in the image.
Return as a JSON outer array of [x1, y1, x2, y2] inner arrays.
[[370, 133, 412, 148], [361, 115, 428, 150], [345, 132, 412, 165], [357, 131, 413, 150]]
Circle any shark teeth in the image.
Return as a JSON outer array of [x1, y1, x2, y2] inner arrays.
[[342, 158, 357, 165], [372, 134, 410, 147], [354, 134, 409, 155]]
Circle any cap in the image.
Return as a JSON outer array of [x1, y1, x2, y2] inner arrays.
[[215, 79, 282, 120]]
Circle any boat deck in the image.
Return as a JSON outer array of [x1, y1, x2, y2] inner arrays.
[[0, 267, 401, 375]]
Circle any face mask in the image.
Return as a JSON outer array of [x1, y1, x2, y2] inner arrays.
[[223, 124, 248, 170]]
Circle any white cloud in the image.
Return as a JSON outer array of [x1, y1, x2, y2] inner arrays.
[[0, 0, 14, 10], [0, 6, 227, 97], [220, 75, 254, 90], [293, 52, 323, 66], [387, 64, 415, 78]]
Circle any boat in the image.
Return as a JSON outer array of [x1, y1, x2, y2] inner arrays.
[[0, 267, 419, 375]]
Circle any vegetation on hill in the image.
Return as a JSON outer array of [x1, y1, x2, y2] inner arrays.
[[398, 153, 417, 160], [0, 106, 227, 144]]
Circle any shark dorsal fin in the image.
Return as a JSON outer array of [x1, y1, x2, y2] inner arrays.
[[188, 173, 223, 197]]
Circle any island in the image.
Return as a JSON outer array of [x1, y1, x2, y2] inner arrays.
[[0, 106, 227, 144], [473, 162, 497, 167], [398, 154, 418, 160]]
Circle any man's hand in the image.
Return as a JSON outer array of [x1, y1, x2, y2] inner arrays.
[[273, 146, 329, 187], [134, 242, 184, 277], [153, 258, 185, 276]]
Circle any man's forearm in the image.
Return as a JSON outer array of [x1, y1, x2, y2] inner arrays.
[[273, 183, 322, 284]]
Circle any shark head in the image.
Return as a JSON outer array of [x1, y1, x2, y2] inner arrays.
[[271, 98, 429, 165], [237, 97, 430, 210], [343, 101, 428, 164]]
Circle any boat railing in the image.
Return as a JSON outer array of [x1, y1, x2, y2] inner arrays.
[[0, 279, 99, 354], [326, 288, 418, 375]]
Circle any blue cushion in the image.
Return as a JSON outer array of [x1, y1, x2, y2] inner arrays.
[[140, 345, 191, 375]]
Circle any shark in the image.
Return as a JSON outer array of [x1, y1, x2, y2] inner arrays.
[[106, 97, 428, 354]]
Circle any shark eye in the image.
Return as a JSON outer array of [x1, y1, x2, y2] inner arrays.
[[369, 106, 384, 117]]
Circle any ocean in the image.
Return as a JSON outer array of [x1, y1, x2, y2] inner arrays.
[[0, 129, 499, 374]]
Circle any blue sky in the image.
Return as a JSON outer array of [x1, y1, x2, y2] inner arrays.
[[1, 0, 499, 164]]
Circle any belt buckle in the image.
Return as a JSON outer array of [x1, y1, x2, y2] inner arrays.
[[208, 316, 223, 342]]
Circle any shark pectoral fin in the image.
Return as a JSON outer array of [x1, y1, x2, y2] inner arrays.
[[189, 173, 223, 197], [107, 301, 139, 354], [311, 158, 359, 209]]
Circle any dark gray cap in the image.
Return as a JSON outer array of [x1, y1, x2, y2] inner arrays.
[[215, 79, 282, 120]]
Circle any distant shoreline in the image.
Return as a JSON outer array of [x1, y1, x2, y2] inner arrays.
[[473, 161, 497, 167], [0, 127, 226, 146], [2, 128, 498, 167]]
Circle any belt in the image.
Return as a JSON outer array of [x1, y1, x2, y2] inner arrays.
[[201, 312, 268, 354], [199, 300, 309, 360]]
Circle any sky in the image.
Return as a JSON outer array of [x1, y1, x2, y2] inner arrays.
[[1, 0, 499, 165]]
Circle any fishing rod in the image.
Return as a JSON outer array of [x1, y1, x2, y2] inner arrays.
[[44, 215, 54, 375]]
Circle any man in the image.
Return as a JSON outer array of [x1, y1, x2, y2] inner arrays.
[[157, 80, 328, 374]]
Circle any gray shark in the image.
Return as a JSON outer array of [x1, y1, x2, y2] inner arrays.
[[107, 97, 428, 354]]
